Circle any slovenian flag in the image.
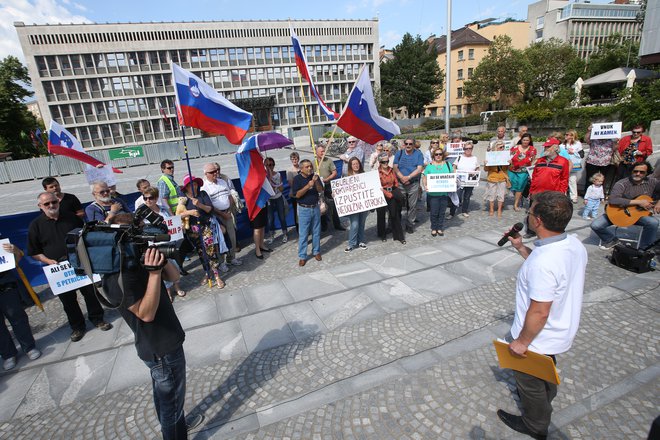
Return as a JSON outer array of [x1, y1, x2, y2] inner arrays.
[[48, 120, 121, 173], [172, 63, 253, 145], [235, 134, 274, 221], [290, 27, 339, 121], [337, 67, 400, 144]]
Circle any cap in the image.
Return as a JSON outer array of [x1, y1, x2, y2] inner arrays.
[[182, 174, 203, 189], [543, 137, 560, 147]]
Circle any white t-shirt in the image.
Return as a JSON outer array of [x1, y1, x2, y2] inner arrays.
[[511, 234, 587, 355], [454, 155, 479, 172], [202, 177, 234, 211]]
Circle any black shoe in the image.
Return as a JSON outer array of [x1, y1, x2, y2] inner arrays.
[[497, 410, 547, 439], [186, 413, 205, 431], [260, 247, 273, 253], [406, 226, 414, 234], [179, 267, 189, 276], [70, 329, 85, 342], [95, 321, 113, 331]]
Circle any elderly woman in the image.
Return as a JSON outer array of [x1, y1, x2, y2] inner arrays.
[[584, 123, 618, 196], [344, 158, 369, 252], [423, 147, 453, 236], [179, 174, 228, 289], [559, 129, 583, 203], [368, 141, 385, 170], [450, 141, 480, 218], [376, 153, 405, 244], [508, 133, 537, 211], [287, 151, 301, 231], [424, 139, 441, 165]]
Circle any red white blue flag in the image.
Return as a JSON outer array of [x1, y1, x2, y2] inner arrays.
[[47, 120, 121, 173], [235, 134, 274, 221], [172, 63, 252, 145], [290, 27, 339, 121], [337, 67, 400, 144]]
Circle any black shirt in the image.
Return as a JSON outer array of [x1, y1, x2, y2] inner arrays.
[[292, 174, 320, 206], [59, 193, 83, 217], [27, 210, 84, 260], [102, 268, 185, 361]]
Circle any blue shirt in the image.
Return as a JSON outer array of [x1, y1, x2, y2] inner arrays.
[[393, 149, 424, 179]]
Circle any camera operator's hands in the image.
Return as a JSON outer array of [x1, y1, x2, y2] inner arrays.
[[143, 247, 166, 273], [110, 202, 122, 213]]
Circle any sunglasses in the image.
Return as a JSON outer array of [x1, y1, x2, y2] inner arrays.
[[143, 196, 156, 201], [404, 142, 414, 146], [98, 189, 110, 195], [632, 131, 642, 134], [430, 141, 439, 144], [632, 170, 647, 174], [464, 148, 473, 150], [42, 200, 59, 207], [164, 166, 174, 170], [205, 170, 218, 174], [347, 141, 356, 144]]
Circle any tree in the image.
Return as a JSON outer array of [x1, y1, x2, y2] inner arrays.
[[585, 33, 641, 78], [380, 33, 443, 118], [463, 35, 524, 109], [0, 56, 40, 159], [521, 39, 585, 101]]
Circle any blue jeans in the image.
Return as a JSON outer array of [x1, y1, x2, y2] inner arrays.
[[347, 211, 368, 247], [297, 205, 321, 259], [428, 194, 449, 231], [591, 213, 659, 249], [583, 199, 600, 218], [143, 346, 188, 440], [267, 196, 287, 234]]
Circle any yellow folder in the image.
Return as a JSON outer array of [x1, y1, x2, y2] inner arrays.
[[493, 340, 560, 385]]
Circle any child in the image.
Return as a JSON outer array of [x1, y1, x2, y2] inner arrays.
[[583, 172, 605, 220], [483, 140, 510, 218]]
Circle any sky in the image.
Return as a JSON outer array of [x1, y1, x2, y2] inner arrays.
[[1, 0, 532, 63]]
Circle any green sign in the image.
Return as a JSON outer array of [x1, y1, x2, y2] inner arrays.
[[108, 146, 144, 160]]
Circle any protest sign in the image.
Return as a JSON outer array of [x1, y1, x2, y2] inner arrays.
[[590, 122, 622, 140], [331, 170, 387, 217], [485, 151, 510, 166], [85, 164, 116, 186], [0, 239, 16, 271], [457, 171, 480, 188], [149, 215, 184, 245], [446, 142, 464, 157], [426, 173, 457, 192], [43, 261, 100, 296]]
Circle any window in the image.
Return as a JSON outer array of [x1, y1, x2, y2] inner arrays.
[[457, 69, 463, 80], [457, 87, 463, 98], [536, 16, 545, 29], [468, 49, 474, 60], [536, 30, 543, 40], [458, 50, 464, 61], [468, 68, 473, 79]]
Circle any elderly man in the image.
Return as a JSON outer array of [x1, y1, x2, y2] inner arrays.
[[393, 138, 424, 234], [157, 159, 184, 215], [41, 176, 84, 218], [85, 181, 131, 222], [202, 162, 242, 270], [489, 126, 510, 151], [28, 192, 112, 342], [510, 125, 529, 146], [498, 191, 587, 440], [292, 159, 324, 266], [616, 124, 654, 180], [316, 145, 346, 232], [339, 136, 364, 176]]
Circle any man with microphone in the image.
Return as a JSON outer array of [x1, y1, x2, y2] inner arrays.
[[497, 191, 587, 440]]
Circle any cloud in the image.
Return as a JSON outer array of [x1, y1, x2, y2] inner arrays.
[[380, 30, 402, 50], [0, 0, 91, 62]]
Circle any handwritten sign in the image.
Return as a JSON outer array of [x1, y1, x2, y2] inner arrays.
[[85, 164, 116, 186], [446, 142, 464, 158], [426, 173, 457, 192], [43, 261, 100, 296], [331, 170, 387, 217], [485, 151, 510, 166], [457, 171, 480, 188], [0, 239, 16, 271], [591, 122, 622, 140]]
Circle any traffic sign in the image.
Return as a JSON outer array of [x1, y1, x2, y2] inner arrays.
[[108, 146, 144, 160]]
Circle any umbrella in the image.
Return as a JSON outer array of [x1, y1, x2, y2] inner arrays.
[[251, 132, 294, 152]]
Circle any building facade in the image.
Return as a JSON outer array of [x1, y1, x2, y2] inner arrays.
[[15, 19, 379, 150], [528, 0, 642, 60]]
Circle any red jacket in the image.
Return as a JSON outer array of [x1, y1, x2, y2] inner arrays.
[[530, 155, 570, 195], [617, 135, 653, 165]]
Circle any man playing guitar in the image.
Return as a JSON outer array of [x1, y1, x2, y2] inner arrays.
[[591, 161, 660, 250]]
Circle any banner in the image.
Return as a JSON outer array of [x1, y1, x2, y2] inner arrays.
[[0, 239, 16, 271], [485, 151, 510, 166], [43, 261, 100, 296], [590, 122, 622, 140], [426, 173, 457, 192], [85, 164, 117, 186], [446, 142, 464, 158], [457, 171, 480, 188], [331, 170, 387, 217]]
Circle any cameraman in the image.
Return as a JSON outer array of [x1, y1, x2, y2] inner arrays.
[[102, 213, 202, 439]]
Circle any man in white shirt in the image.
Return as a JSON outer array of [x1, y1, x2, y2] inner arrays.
[[201, 162, 242, 269], [498, 191, 587, 440]]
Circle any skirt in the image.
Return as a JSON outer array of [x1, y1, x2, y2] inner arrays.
[[249, 205, 268, 229], [508, 170, 529, 193]]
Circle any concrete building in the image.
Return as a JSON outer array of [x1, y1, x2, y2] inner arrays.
[[528, 0, 642, 60], [639, 0, 660, 65], [14, 19, 379, 150]]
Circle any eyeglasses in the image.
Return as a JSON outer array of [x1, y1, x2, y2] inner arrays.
[[41, 200, 59, 207], [632, 131, 642, 134], [463, 148, 473, 151], [430, 141, 439, 144], [632, 170, 647, 174], [97, 189, 110, 195], [433, 153, 443, 157], [143, 196, 156, 201], [404, 142, 414, 146], [164, 166, 174, 170]]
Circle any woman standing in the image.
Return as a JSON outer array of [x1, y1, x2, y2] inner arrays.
[[344, 158, 369, 252], [584, 123, 617, 195], [368, 141, 385, 170], [376, 153, 405, 244], [559, 129, 583, 203], [422, 148, 453, 236], [423, 139, 441, 165], [265, 157, 288, 243], [508, 133, 537, 211], [286, 151, 301, 231], [452, 141, 480, 218]]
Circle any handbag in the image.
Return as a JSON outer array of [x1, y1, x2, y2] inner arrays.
[[610, 149, 622, 166], [318, 195, 328, 215]]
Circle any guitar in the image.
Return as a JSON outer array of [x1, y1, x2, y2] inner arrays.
[[605, 195, 654, 227]]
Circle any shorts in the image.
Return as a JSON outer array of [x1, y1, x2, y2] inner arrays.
[[484, 181, 507, 202]]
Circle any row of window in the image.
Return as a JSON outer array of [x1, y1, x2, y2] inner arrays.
[[560, 5, 639, 21], [456, 68, 474, 80], [457, 48, 475, 61]]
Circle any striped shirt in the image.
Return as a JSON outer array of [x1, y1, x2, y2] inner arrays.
[[608, 176, 660, 206]]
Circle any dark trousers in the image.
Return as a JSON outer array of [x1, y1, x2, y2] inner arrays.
[[456, 187, 474, 214], [585, 163, 616, 195], [321, 197, 343, 230], [428, 195, 449, 231], [377, 197, 404, 241], [513, 366, 558, 436], [290, 198, 299, 232], [0, 285, 36, 359], [58, 284, 105, 332]]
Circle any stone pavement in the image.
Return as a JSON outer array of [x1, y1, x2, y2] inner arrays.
[[0, 186, 658, 439]]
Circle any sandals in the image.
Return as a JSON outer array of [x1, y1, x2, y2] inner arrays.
[[176, 290, 186, 298], [431, 230, 438, 237], [214, 274, 225, 289]]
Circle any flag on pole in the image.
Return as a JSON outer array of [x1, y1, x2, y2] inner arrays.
[[172, 63, 252, 145], [48, 120, 121, 173], [337, 67, 401, 144], [235, 135, 274, 221], [290, 26, 339, 120]]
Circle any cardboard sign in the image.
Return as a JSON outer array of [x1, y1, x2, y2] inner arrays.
[[330, 170, 387, 217], [0, 239, 16, 271], [591, 122, 622, 140], [85, 164, 117, 186], [457, 171, 480, 188], [485, 151, 511, 166], [164, 215, 184, 241], [446, 142, 464, 157], [426, 173, 457, 192], [43, 261, 100, 296]]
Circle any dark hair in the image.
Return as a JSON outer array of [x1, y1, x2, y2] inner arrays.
[[633, 161, 653, 174], [533, 192, 573, 233], [299, 159, 312, 168], [136, 178, 149, 189], [517, 133, 534, 146], [160, 159, 174, 170], [632, 124, 644, 131], [264, 157, 275, 167], [41, 176, 59, 189], [346, 157, 364, 176]]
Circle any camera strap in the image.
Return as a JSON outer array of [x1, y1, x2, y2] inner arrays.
[[75, 232, 124, 309]]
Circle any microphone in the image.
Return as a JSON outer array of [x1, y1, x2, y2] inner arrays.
[[151, 234, 172, 243], [497, 222, 524, 246]]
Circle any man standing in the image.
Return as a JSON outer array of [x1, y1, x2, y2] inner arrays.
[[202, 162, 242, 270], [393, 138, 424, 234], [339, 136, 364, 176], [41, 177, 84, 218], [616, 124, 654, 180], [591, 161, 660, 250], [85, 181, 131, 223], [158, 160, 184, 216], [292, 159, 324, 266], [498, 191, 587, 440], [28, 192, 112, 342], [489, 126, 510, 151], [315, 145, 345, 232], [511, 125, 529, 146]]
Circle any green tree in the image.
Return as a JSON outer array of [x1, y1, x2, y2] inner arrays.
[[463, 35, 524, 108], [521, 39, 585, 101], [380, 33, 443, 118], [0, 56, 39, 159], [586, 33, 641, 78]]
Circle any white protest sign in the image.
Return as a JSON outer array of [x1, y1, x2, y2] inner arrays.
[[164, 216, 184, 241], [485, 151, 511, 166], [590, 122, 622, 140], [446, 142, 464, 158], [43, 261, 100, 296], [0, 239, 16, 271], [426, 173, 457, 192], [457, 171, 480, 188], [85, 164, 116, 186], [331, 170, 387, 217], [504, 140, 514, 151]]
